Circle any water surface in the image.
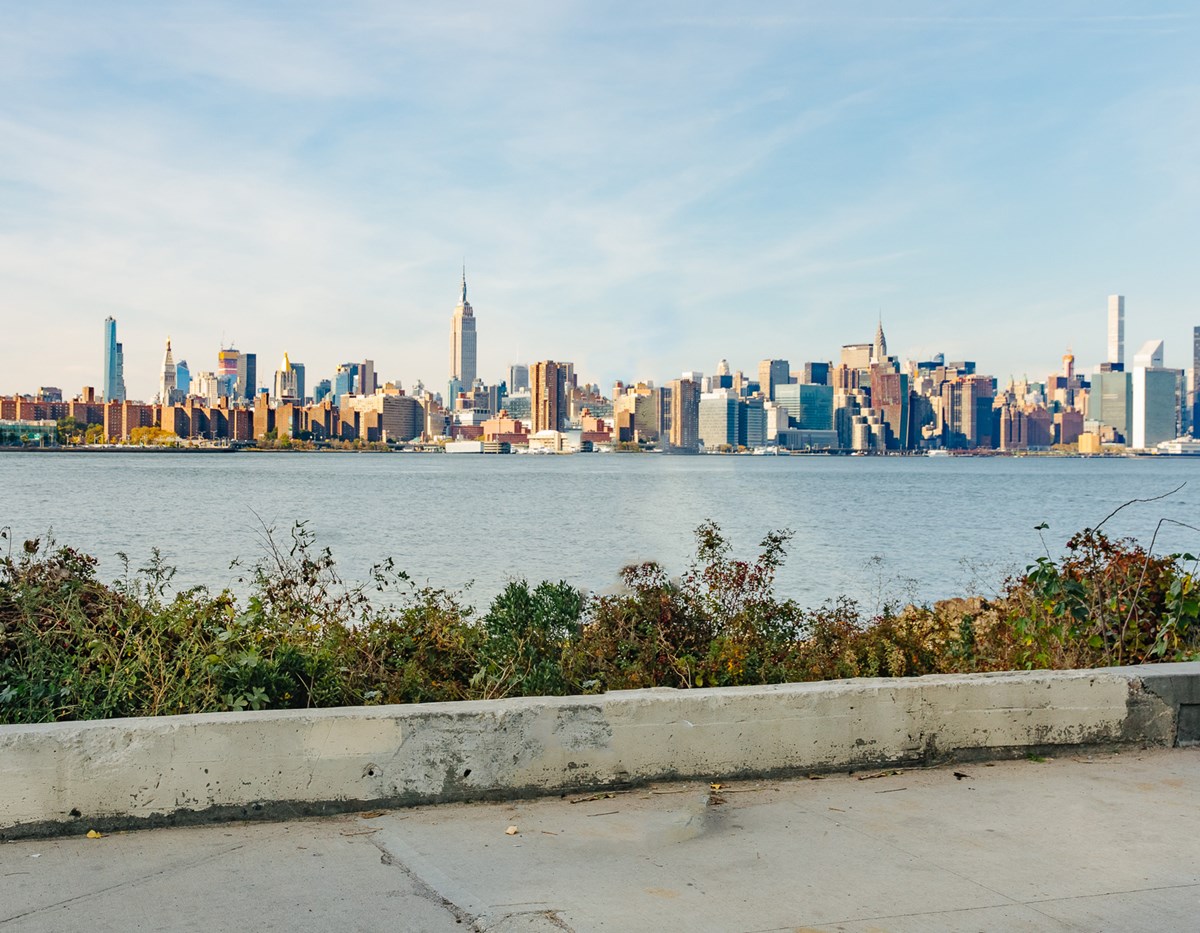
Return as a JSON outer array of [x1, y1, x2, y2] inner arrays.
[[4, 451, 1198, 610]]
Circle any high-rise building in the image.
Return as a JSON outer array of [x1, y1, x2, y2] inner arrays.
[[738, 396, 767, 448], [333, 363, 359, 406], [612, 383, 667, 443], [236, 353, 257, 401], [757, 360, 790, 401], [341, 393, 424, 442], [102, 317, 126, 403], [292, 363, 306, 403], [1189, 326, 1200, 437], [176, 360, 191, 397], [840, 343, 871, 371], [450, 270, 477, 389], [509, 364, 529, 393], [1134, 338, 1163, 370], [531, 360, 567, 433], [802, 362, 830, 386], [1107, 295, 1125, 366], [667, 379, 700, 451], [359, 360, 376, 397], [939, 375, 996, 449], [216, 348, 240, 400], [774, 384, 834, 431], [871, 320, 888, 364], [698, 391, 740, 449], [274, 353, 299, 401], [1090, 370, 1131, 442], [193, 371, 219, 406], [158, 338, 177, 404], [1131, 339, 1181, 449], [870, 369, 911, 449]]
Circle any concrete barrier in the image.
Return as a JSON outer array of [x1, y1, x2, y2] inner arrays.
[[2, 663, 1197, 839]]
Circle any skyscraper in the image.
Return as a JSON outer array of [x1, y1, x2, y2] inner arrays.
[[217, 348, 240, 400], [450, 270, 477, 389], [1107, 295, 1125, 366], [1189, 326, 1200, 437], [102, 317, 126, 403], [840, 343, 871, 371], [274, 353, 299, 401], [869, 369, 911, 449], [359, 359, 376, 397], [757, 360, 790, 401], [509, 364, 529, 393], [158, 338, 176, 404], [1090, 370, 1131, 442], [698, 391, 740, 449], [871, 319, 888, 364], [236, 353, 257, 401], [1131, 339, 1181, 449], [332, 363, 357, 405], [668, 379, 700, 451], [802, 362, 830, 386], [775, 384, 834, 431], [531, 360, 567, 433], [176, 360, 191, 396]]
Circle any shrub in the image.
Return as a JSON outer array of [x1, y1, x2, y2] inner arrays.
[[988, 528, 1200, 670], [568, 522, 805, 690], [2, 515, 1198, 725], [473, 580, 583, 699]]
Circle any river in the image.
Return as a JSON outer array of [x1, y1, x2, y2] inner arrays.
[[4, 451, 1198, 610]]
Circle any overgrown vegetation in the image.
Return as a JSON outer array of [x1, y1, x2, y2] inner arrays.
[[2, 510, 1198, 724]]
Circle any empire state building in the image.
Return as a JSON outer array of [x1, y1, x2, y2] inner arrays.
[[450, 269, 477, 388]]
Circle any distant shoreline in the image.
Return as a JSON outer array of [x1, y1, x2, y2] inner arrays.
[[0, 445, 1177, 458]]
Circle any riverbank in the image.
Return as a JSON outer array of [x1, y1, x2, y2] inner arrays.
[[2, 516, 1196, 727], [0, 443, 1159, 456]]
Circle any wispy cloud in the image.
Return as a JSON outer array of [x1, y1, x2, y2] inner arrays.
[[0, 0, 1197, 398]]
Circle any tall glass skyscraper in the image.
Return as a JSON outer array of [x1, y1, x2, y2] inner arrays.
[[237, 352, 257, 401], [103, 316, 126, 402]]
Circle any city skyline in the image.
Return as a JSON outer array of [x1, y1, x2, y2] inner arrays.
[[11, 286, 1195, 408], [4, 281, 1192, 453], [1, 5, 1197, 396]]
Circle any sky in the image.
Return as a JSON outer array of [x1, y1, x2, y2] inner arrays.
[[1, 1, 1198, 400]]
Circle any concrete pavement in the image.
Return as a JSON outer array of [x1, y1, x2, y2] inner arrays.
[[2, 748, 1198, 932]]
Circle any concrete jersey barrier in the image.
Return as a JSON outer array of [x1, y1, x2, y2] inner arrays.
[[2, 663, 1197, 839]]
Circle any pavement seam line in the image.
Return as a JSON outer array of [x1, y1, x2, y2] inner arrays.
[[371, 836, 484, 931], [0, 842, 247, 926], [1023, 880, 1200, 906], [778, 881, 1200, 930], [763, 896, 1066, 930]]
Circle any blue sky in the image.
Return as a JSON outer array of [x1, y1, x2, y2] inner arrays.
[[1, 2, 1197, 400]]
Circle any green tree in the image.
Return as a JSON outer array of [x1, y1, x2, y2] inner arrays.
[[55, 416, 82, 445]]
